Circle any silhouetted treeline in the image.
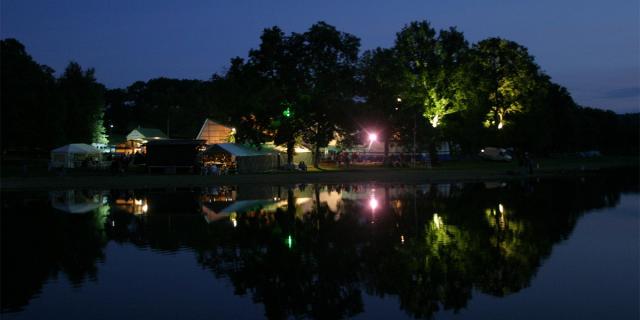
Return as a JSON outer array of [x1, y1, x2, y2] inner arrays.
[[1, 39, 106, 153], [2, 20, 638, 157]]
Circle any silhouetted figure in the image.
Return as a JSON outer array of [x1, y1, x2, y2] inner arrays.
[[524, 152, 533, 174]]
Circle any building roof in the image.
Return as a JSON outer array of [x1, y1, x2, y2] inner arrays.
[[51, 143, 101, 154], [196, 118, 232, 140], [131, 127, 168, 139], [146, 139, 206, 146], [261, 142, 312, 154], [205, 143, 270, 157]]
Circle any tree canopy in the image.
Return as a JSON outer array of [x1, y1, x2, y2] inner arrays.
[[2, 20, 637, 157], [1, 39, 106, 151]]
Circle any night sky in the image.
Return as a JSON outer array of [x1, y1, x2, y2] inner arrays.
[[2, 0, 638, 113]]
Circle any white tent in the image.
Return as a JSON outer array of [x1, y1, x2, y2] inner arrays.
[[204, 143, 278, 173], [50, 143, 102, 168]]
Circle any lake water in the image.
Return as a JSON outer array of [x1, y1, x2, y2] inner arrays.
[[2, 173, 639, 319]]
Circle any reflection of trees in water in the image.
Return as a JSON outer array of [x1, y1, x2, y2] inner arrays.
[[2, 171, 637, 318], [1, 192, 108, 312], [193, 176, 634, 319]]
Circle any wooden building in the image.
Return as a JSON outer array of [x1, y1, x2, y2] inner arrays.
[[117, 127, 168, 155]]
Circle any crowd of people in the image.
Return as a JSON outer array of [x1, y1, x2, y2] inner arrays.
[[200, 163, 231, 176], [109, 152, 146, 174]]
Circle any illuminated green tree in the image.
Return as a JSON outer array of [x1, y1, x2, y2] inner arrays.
[[395, 22, 470, 129], [472, 38, 541, 130], [58, 62, 106, 144], [92, 117, 109, 144]]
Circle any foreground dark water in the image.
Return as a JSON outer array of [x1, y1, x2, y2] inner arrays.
[[2, 173, 639, 319]]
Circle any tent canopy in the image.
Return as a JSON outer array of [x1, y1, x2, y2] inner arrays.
[[50, 144, 102, 168], [205, 143, 270, 157], [51, 143, 101, 154]]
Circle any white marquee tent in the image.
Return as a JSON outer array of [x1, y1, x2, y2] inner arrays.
[[50, 143, 102, 168]]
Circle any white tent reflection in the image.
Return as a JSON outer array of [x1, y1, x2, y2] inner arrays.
[[202, 199, 286, 223], [50, 190, 107, 214]]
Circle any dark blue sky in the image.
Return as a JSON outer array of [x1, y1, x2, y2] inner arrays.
[[2, 0, 638, 113]]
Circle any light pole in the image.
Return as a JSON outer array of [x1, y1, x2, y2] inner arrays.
[[368, 132, 377, 162], [368, 133, 377, 144]]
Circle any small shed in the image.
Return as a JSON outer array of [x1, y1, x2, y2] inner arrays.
[[196, 119, 234, 145], [204, 143, 277, 174], [146, 139, 206, 173], [50, 144, 102, 168], [123, 127, 168, 155]]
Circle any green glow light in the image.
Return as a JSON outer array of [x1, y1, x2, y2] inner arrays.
[[283, 107, 292, 118], [286, 234, 293, 249]]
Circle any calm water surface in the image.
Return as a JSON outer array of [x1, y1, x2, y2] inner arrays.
[[2, 173, 638, 319]]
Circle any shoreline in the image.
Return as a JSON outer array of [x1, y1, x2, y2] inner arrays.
[[2, 158, 637, 190]]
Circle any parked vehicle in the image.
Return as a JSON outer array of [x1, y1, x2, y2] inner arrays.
[[479, 147, 513, 162]]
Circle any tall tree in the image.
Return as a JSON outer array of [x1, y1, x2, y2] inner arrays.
[[471, 38, 541, 130], [238, 23, 360, 166], [359, 48, 404, 164], [0, 39, 62, 151], [57, 62, 106, 144], [247, 26, 309, 164], [394, 22, 471, 164], [299, 22, 360, 167]]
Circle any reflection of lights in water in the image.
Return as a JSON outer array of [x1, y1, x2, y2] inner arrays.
[[230, 213, 237, 228], [401, 235, 405, 244], [286, 235, 293, 249], [433, 213, 443, 229], [369, 196, 378, 211], [142, 204, 148, 213], [498, 203, 504, 214], [369, 189, 378, 211]]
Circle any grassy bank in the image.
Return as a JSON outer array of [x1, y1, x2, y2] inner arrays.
[[1, 156, 637, 190]]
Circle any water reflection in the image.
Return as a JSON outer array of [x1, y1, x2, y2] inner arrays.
[[1, 172, 638, 318]]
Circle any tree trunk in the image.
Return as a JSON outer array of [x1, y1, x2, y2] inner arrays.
[[314, 143, 320, 168], [429, 141, 439, 167], [287, 139, 294, 165], [287, 188, 295, 218]]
